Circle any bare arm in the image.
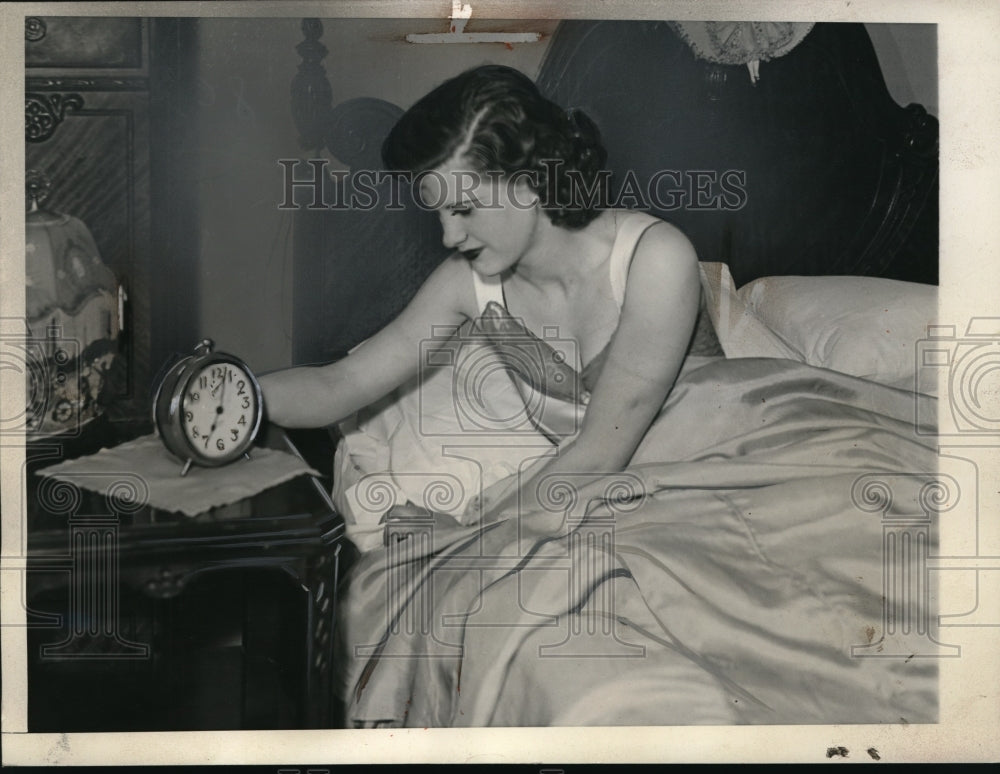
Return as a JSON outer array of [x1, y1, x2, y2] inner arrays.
[[484, 222, 700, 518], [258, 256, 473, 429]]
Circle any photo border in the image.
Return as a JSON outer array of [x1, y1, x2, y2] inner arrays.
[[2, 0, 998, 766]]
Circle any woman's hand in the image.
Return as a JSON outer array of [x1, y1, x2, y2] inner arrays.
[[381, 503, 470, 553], [463, 465, 581, 530], [463, 452, 557, 523], [463, 475, 520, 522]]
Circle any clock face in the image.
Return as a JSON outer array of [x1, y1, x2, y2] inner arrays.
[[180, 360, 259, 460]]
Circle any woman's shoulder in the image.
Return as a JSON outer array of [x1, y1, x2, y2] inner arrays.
[[612, 209, 691, 243], [619, 212, 698, 297], [603, 209, 692, 258], [608, 210, 696, 277], [602, 209, 696, 313]]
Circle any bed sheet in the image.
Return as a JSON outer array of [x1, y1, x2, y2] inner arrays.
[[332, 355, 940, 727]]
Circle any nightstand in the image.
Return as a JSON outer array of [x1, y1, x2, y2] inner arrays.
[[24, 421, 347, 731]]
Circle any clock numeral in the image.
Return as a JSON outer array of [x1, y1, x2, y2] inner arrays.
[[199, 375, 209, 389], [237, 414, 246, 426], [185, 411, 193, 422], [192, 426, 200, 439], [230, 428, 239, 442], [216, 438, 225, 451], [237, 380, 246, 396], [241, 396, 250, 409], [190, 392, 200, 402], [211, 366, 227, 382]]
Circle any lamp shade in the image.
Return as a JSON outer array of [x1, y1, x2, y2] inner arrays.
[[25, 197, 123, 439], [27, 208, 118, 332]]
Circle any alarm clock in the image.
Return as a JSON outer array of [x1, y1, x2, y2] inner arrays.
[[153, 339, 264, 476]]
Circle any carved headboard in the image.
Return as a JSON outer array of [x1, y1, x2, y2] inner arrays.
[[288, 19, 937, 365]]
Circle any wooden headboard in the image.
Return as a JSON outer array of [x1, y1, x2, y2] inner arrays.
[[289, 19, 937, 365]]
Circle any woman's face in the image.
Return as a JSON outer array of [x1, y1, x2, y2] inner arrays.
[[419, 155, 541, 278]]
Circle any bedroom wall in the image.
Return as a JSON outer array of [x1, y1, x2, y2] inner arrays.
[[188, 17, 301, 375], [866, 23, 938, 116], [190, 17, 553, 373], [184, 19, 936, 373]]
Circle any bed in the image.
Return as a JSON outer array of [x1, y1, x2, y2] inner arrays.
[[287, 19, 941, 727]]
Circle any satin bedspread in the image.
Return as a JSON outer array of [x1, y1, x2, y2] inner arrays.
[[333, 355, 940, 727]]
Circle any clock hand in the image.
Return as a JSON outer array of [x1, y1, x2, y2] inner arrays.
[[211, 372, 227, 399], [217, 369, 227, 407], [204, 372, 228, 446]]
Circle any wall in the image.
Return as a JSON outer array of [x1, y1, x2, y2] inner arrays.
[[190, 17, 554, 373], [185, 19, 936, 373], [866, 23, 938, 116], [189, 17, 302, 374]]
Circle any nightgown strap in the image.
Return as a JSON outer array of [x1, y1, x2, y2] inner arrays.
[[472, 270, 505, 314], [607, 210, 664, 310], [470, 209, 662, 316]]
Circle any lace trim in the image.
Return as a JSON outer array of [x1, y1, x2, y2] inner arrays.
[[668, 21, 815, 82], [472, 301, 588, 405]]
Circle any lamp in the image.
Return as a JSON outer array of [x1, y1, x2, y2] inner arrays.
[[25, 169, 124, 439], [667, 22, 815, 85]]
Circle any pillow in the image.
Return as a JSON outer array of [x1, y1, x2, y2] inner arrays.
[[698, 262, 801, 361], [333, 326, 557, 551], [687, 288, 726, 358], [738, 274, 938, 393]]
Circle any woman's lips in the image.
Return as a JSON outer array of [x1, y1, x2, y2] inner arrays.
[[461, 248, 483, 261]]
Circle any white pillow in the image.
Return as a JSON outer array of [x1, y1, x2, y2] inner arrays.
[[738, 274, 938, 393], [333, 333, 557, 551], [698, 262, 801, 361]]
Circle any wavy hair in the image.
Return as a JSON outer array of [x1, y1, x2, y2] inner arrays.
[[382, 65, 608, 229]]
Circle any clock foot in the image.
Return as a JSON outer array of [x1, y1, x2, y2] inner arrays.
[[243, 451, 252, 461], [180, 459, 193, 477]]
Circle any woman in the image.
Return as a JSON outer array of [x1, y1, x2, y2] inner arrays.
[[260, 64, 701, 523], [266, 66, 939, 730]]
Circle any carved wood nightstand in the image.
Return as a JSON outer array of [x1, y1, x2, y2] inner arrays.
[[24, 422, 347, 731]]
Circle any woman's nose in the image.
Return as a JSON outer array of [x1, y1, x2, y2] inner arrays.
[[440, 213, 466, 249]]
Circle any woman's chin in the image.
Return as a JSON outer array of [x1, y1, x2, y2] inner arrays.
[[471, 264, 503, 279]]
